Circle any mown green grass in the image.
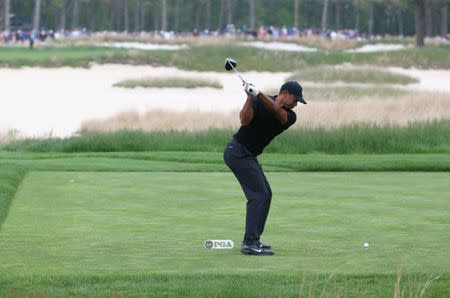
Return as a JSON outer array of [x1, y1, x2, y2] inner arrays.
[[113, 77, 223, 89], [3, 120, 450, 154], [2, 171, 449, 274], [0, 152, 449, 296], [0, 170, 449, 296], [0, 164, 27, 230], [288, 66, 418, 85], [2, 151, 450, 172], [0, 46, 122, 68], [0, 46, 172, 68], [158, 43, 450, 70], [1, 273, 448, 297], [1, 43, 449, 69]]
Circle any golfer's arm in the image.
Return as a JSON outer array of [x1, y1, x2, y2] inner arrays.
[[257, 92, 288, 124], [240, 94, 254, 125]]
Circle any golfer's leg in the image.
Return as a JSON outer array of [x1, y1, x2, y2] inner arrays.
[[258, 166, 272, 236], [224, 140, 270, 245], [228, 162, 270, 244], [242, 180, 270, 244]]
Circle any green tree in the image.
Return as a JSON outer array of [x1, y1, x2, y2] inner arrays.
[[4, 0, 10, 30], [440, 0, 448, 37], [415, 0, 426, 46], [32, 0, 41, 31], [249, 0, 255, 29], [294, 0, 300, 28], [321, 0, 329, 31]]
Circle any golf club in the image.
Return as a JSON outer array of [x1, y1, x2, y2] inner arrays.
[[224, 57, 247, 84]]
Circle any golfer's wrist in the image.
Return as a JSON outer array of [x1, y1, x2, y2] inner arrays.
[[251, 88, 260, 96]]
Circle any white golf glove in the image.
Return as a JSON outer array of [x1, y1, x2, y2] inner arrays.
[[244, 83, 259, 96]]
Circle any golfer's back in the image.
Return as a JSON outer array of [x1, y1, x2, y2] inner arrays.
[[234, 95, 297, 156]]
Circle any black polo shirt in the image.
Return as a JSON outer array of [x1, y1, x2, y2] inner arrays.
[[233, 95, 297, 156]]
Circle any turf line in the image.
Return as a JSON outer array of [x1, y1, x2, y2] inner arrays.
[[0, 164, 28, 230]]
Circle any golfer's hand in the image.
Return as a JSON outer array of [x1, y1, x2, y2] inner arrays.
[[244, 83, 259, 96]]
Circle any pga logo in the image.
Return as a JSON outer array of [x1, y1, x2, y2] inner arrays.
[[204, 239, 234, 250]]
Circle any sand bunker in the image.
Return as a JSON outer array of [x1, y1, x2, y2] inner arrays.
[[347, 44, 410, 53], [0, 64, 290, 138], [0, 64, 449, 138], [101, 42, 189, 51], [241, 41, 318, 52], [240, 42, 410, 53]]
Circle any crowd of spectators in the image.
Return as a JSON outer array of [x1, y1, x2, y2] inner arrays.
[[144, 25, 368, 41], [0, 22, 379, 46], [0, 27, 97, 47], [1, 29, 56, 48], [1, 23, 448, 46]]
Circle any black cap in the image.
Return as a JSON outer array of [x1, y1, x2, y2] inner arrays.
[[280, 81, 307, 104]]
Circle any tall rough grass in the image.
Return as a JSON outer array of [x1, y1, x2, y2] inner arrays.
[[0, 273, 447, 297], [3, 120, 450, 154], [0, 130, 19, 146], [295, 86, 409, 101], [289, 35, 359, 51], [80, 110, 239, 133], [78, 92, 450, 132], [268, 120, 450, 154], [393, 270, 442, 298], [298, 93, 450, 129], [113, 77, 223, 89], [288, 65, 418, 84]]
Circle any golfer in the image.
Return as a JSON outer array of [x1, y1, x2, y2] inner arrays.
[[224, 81, 307, 256]]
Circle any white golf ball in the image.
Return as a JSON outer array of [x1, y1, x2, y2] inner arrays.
[[363, 242, 369, 249]]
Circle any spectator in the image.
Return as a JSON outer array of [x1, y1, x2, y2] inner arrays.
[[258, 26, 266, 39], [29, 30, 36, 49]]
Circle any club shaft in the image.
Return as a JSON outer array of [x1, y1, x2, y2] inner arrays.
[[229, 63, 246, 84]]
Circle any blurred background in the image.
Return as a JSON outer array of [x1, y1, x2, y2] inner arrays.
[[0, 0, 449, 143], [1, 0, 448, 44]]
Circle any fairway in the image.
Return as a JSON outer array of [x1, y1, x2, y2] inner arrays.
[[1, 171, 449, 276], [2, 1, 450, 295]]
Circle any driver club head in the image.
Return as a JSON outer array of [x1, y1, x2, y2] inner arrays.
[[224, 57, 246, 84], [224, 57, 237, 71]]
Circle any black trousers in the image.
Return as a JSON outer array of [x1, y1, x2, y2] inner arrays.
[[223, 138, 272, 245]]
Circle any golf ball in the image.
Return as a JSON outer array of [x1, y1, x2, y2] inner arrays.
[[363, 242, 369, 249]]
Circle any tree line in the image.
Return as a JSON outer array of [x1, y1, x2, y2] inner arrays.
[[1, 0, 449, 46]]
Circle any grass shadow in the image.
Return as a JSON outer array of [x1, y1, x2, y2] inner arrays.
[[0, 164, 27, 230]]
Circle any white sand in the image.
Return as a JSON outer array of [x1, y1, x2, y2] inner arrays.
[[346, 44, 410, 53], [101, 42, 189, 51], [242, 42, 411, 53], [1, 64, 449, 138], [0, 64, 290, 137], [388, 67, 450, 93], [241, 41, 318, 52]]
